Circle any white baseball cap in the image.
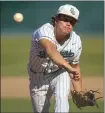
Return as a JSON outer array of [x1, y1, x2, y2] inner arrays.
[[57, 4, 80, 20]]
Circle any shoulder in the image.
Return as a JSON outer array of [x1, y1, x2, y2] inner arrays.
[[32, 23, 53, 38], [38, 23, 53, 33], [40, 23, 53, 30], [32, 23, 55, 42]]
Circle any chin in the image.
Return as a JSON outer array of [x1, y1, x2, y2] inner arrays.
[[64, 32, 70, 35]]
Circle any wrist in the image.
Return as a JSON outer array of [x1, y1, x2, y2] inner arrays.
[[63, 62, 72, 72]]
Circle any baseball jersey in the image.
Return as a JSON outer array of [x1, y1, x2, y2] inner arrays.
[[27, 23, 82, 74]]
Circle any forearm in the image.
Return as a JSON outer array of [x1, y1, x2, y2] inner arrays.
[[70, 64, 83, 92], [46, 47, 72, 71], [71, 74, 82, 92], [39, 38, 76, 74]]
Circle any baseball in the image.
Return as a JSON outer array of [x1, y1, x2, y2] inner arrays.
[[13, 13, 23, 22]]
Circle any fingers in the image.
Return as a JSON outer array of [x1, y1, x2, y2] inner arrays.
[[75, 71, 79, 75], [73, 75, 80, 81]]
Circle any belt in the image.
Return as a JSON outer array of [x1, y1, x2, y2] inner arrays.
[[30, 67, 66, 80]]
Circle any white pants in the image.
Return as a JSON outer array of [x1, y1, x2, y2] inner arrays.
[[28, 69, 71, 113]]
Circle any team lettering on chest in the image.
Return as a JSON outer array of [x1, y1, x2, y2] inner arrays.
[[60, 50, 74, 57], [38, 50, 74, 58]]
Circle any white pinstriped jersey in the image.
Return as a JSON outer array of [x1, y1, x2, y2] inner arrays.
[[28, 23, 82, 73]]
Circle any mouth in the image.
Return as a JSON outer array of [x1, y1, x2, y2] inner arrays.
[[65, 27, 71, 32]]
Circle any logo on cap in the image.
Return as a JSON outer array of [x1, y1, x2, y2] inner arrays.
[[70, 8, 75, 15]]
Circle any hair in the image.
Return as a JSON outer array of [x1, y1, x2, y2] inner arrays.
[[51, 16, 56, 26], [51, 14, 61, 26], [51, 14, 78, 27]]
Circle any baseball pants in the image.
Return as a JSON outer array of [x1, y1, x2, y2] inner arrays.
[[28, 69, 71, 113]]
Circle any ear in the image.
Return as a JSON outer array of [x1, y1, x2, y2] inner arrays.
[[51, 16, 57, 26], [52, 16, 56, 21]]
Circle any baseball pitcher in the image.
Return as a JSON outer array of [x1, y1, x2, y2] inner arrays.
[[27, 4, 101, 113]]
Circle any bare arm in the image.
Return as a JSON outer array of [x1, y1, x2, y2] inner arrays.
[[39, 38, 78, 75], [70, 63, 82, 92]]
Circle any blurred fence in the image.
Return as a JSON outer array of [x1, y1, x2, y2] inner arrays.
[[1, 1, 104, 36]]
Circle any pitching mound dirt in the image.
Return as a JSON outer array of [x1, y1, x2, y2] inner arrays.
[[1, 76, 104, 98]]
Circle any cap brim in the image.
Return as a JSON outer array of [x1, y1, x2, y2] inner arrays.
[[51, 14, 79, 23]]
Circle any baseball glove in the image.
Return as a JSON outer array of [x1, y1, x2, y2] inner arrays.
[[71, 89, 103, 109]]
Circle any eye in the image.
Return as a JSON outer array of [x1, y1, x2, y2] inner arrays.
[[70, 20, 76, 25], [57, 14, 77, 26], [69, 19, 77, 26], [63, 18, 70, 22]]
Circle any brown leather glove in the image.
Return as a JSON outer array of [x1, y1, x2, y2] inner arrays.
[[71, 89, 103, 109]]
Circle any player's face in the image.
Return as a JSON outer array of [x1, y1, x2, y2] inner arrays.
[[55, 14, 77, 35]]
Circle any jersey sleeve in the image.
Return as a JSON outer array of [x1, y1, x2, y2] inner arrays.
[[72, 36, 82, 64], [32, 23, 55, 44]]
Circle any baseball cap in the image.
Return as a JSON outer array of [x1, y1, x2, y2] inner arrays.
[[57, 4, 79, 20]]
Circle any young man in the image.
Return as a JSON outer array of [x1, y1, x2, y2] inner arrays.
[[27, 4, 83, 113]]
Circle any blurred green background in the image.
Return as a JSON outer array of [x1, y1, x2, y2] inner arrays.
[[1, 35, 104, 77], [1, 1, 104, 113], [1, 1, 104, 34]]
